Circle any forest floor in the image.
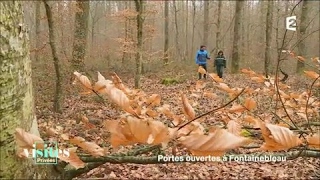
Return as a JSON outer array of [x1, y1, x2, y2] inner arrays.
[[32, 66, 320, 179]]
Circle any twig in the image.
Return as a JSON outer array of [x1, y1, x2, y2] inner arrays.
[[177, 88, 245, 130], [274, 0, 303, 130], [305, 75, 320, 133]]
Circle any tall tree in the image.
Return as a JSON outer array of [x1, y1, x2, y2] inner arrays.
[[122, 1, 129, 65], [216, 0, 222, 52], [44, 1, 63, 113], [35, 1, 41, 61], [185, 0, 189, 60], [231, 0, 243, 73], [164, 0, 169, 64], [134, 0, 144, 88], [203, 1, 209, 46], [173, 0, 182, 60], [191, 0, 196, 55], [296, 0, 310, 73], [264, 0, 274, 77], [0, 1, 62, 178], [71, 0, 90, 73]]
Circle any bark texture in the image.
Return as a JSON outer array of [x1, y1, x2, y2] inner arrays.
[[71, 0, 90, 73], [134, 0, 143, 88], [0, 1, 61, 179], [296, 0, 309, 73], [231, 0, 243, 73]]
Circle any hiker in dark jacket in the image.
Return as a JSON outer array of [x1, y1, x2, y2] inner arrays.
[[195, 45, 210, 79], [214, 50, 226, 78]]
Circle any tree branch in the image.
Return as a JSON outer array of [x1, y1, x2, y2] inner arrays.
[[79, 150, 320, 165], [178, 88, 245, 130]]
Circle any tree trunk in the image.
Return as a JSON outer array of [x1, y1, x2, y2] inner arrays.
[[216, 0, 222, 52], [43, 1, 63, 113], [296, 0, 309, 73], [191, 0, 196, 55], [264, 0, 274, 78], [185, 0, 189, 61], [203, 1, 209, 46], [71, 0, 90, 73], [134, 0, 143, 88], [164, 0, 169, 64], [231, 0, 243, 73], [122, 1, 129, 65], [35, 1, 41, 62], [173, 0, 182, 61], [0, 1, 62, 179]]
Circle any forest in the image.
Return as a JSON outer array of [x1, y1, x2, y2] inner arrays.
[[0, 0, 319, 179]]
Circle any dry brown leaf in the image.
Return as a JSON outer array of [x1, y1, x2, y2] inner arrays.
[[100, 82, 139, 117], [198, 66, 207, 74], [104, 118, 170, 148], [73, 71, 92, 90], [251, 76, 265, 83], [179, 128, 251, 156], [195, 80, 206, 90], [279, 90, 291, 100], [297, 56, 306, 62], [229, 104, 246, 113], [243, 115, 259, 128], [181, 94, 196, 120], [61, 134, 69, 140], [259, 121, 302, 151], [146, 94, 161, 107], [177, 122, 205, 137], [111, 72, 129, 93], [15, 128, 44, 149], [103, 120, 135, 148], [306, 134, 320, 149], [227, 120, 241, 136], [58, 151, 86, 169], [304, 71, 319, 79], [244, 98, 257, 111], [216, 83, 235, 94], [46, 127, 58, 137], [208, 73, 223, 83], [69, 137, 105, 157], [145, 109, 158, 118], [203, 91, 218, 99], [147, 120, 171, 146]]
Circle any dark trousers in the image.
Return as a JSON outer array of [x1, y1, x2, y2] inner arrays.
[[198, 64, 207, 79], [216, 65, 224, 78]]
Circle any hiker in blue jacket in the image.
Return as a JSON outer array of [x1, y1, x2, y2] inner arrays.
[[214, 50, 227, 78], [195, 45, 210, 79]]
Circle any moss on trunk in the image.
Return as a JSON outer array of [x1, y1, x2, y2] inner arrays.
[[0, 2, 62, 179]]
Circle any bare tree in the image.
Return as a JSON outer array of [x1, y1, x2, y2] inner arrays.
[[164, 0, 169, 64], [296, 0, 310, 73], [264, 0, 274, 77], [185, 0, 189, 60], [203, 1, 209, 46], [191, 0, 196, 55], [44, 1, 63, 113], [216, 0, 222, 52], [134, 0, 144, 88], [173, 0, 182, 60], [231, 0, 244, 73], [35, 1, 41, 61], [71, 0, 90, 73]]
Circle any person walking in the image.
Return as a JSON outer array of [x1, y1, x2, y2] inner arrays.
[[214, 50, 226, 78], [195, 45, 210, 79]]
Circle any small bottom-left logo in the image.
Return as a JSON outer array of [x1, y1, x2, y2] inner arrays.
[[23, 141, 70, 164]]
